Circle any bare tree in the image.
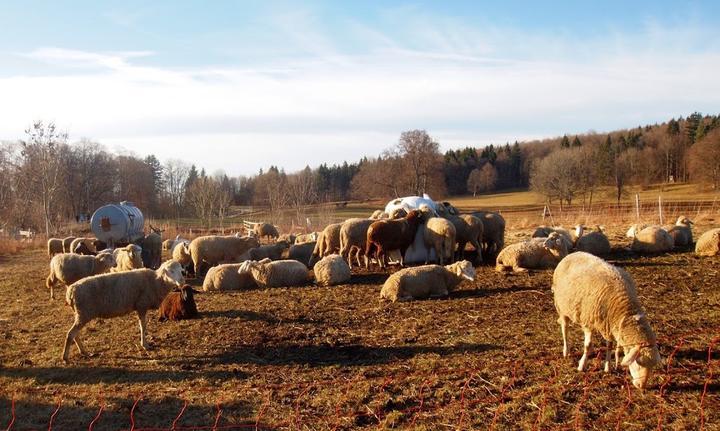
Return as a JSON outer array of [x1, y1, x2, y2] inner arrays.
[[395, 130, 443, 196], [186, 177, 217, 229], [689, 128, 720, 189], [288, 166, 317, 222], [163, 159, 190, 221], [467, 164, 498, 196], [530, 149, 583, 209]]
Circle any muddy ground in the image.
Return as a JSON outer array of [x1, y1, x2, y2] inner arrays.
[[1, 229, 719, 430]]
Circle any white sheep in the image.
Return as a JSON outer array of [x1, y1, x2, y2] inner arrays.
[[666, 216, 693, 247], [471, 211, 505, 256], [629, 225, 674, 253], [62, 260, 185, 362], [380, 260, 475, 302], [111, 244, 144, 272], [47, 238, 64, 256], [313, 254, 352, 286], [695, 228, 720, 256], [552, 252, 662, 389], [423, 216, 456, 265], [339, 218, 375, 268], [575, 226, 611, 256], [46, 252, 117, 300], [188, 235, 260, 276], [310, 223, 343, 264], [448, 214, 484, 263], [203, 263, 256, 291], [238, 258, 310, 288], [294, 232, 319, 244], [532, 225, 578, 250], [495, 232, 568, 272]]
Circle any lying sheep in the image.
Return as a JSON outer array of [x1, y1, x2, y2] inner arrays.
[[380, 260, 475, 302], [495, 232, 568, 272], [62, 260, 185, 362], [159, 285, 199, 321], [423, 217, 456, 265], [626, 224, 649, 238], [310, 223, 342, 265], [62, 236, 77, 253], [238, 258, 310, 288], [552, 252, 662, 389], [47, 252, 117, 300], [575, 226, 611, 256], [695, 228, 720, 256], [278, 233, 296, 244], [365, 210, 423, 269], [203, 263, 257, 291], [448, 214, 484, 263], [295, 232, 318, 244], [112, 244, 144, 272], [313, 254, 352, 286], [339, 218, 375, 268], [630, 225, 674, 253], [188, 235, 260, 276], [472, 211, 505, 256], [666, 216, 693, 248], [70, 238, 97, 255], [248, 240, 290, 261], [286, 241, 316, 267], [48, 238, 63, 256], [532, 225, 578, 250]]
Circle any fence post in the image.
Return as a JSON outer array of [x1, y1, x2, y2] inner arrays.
[[635, 194, 640, 221], [658, 195, 664, 225]]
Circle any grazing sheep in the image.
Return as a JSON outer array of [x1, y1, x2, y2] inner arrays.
[[448, 214, 484, 263], [666, 216, 694, 248], [472, 211, 505, 256], [253, 223, 279, 241], [188, 235, 260, 276], [630, 226, 674, 253], [141, 232, 163, 269], [695, 228, 720, 256], [70, 238, 97, 255], [62, 236, 77, 253], [339, 218, 375, 268], [62, 260, 185, 362], [575, 227, 611, 256], [310, 223, 342, 265], [47, 252, 117, 300], [552, 252, 662, 389], [313, 254, 352, 286], [286, 241, 316, 267], [380, 260, 476, 302], [203, 263, 257, 291], [248, 240, 291, 261], [158, 285, 199, 321], [423, 217, 457, 265], [365, 210, 423, 269], [238, 258, 310, 288], [47, 238, 64, 256], [294, 232, 318, 244], [112, 244, 144, 272], [495, 232, 568, 273]]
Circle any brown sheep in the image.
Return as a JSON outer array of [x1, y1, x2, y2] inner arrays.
[[253, 223, 279, 241], [158, 285, 199, 321], [365, 210, 423, 269], [62, 236, 77, 253]]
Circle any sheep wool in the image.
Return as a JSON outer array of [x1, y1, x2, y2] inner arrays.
[[48, 238, 64, 256], [47, 252, 117, 300], [575, 230, 611, 256], [630, 226, 674, 253], [339, 218, 375, 268], [313, 254, 352, 286], [238, 259, 310, 288], [495, 233, 567, 272], [423, 217, 457, 265], [112, 244, 144, 272], [666, 216, 693, 248], [471, 211, 505, 256], [203, 263, 257, 291], [380, 260, 475, 302], [695, 228, 720, 256], [448, 214, 484, 263], [188, 235, 260, 276]]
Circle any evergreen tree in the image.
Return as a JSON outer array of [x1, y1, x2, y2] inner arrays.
[[667, 118, 681, 135], [572, 136, 582, 147], [686, 112, 703, 144], [143, 155, 164, 193], [560, 135, 570, 148], [185, 164, 199, 189]]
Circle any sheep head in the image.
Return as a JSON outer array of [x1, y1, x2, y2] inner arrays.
[[446, 260, 475, 282], [157, 260, 185, 286], [96, 251, 117, 268], [675, 216, 693, 226], [543, 232, 568, 258]]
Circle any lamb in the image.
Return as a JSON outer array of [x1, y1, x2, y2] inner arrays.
[[286, 241, 316, 267], [365, 210, 423, 269], [313, 254, 352, 286], [552, 252, 662, 389], [695, 228, 720, 256], [629, 225, 674, 253], [423, 216, 457, 265], [203, 263, 257, 291], [253, 223, 279, 241], [62, 260, 185, 362], [46, 252, 117, 300], [495, 232, 568, 272], [238, 258, 310, 288], [247, 240, 291, 261], [666, 216, 694, 248], [62, 236, 77, 253], [339, 218, 375, 267], [158, 285, 199, 321], [575, 226, 611, 256], [112, 244, 144, 272], [380, 260, 475, 302], [141, 232, 163, 269], [448, 214, 484, 263], [188, 235, 260, 276], [47, 238, 63, 256], [471, 211, 505, 256], [309, 223, 342, 265], [70, 237, 97, 255]]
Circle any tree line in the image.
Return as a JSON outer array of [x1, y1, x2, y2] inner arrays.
[[1, 113, 718, 234]]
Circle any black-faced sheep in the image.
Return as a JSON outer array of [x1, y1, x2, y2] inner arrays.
[[70, 237, 97, 255], [47, 252, 117, 300], [158, 285, 199, 321], [313, 254, 352, 286], [380, 260, 475, 302], [238, 258, 310, 288], [695, 228, 720, 256], [495, 232, 568, 272], [365, 210, 423, 269]]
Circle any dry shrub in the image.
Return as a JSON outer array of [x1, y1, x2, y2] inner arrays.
[[0, 238, 43, 255]]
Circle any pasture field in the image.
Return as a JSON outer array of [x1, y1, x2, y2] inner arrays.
[[1, 225, 719, 430]]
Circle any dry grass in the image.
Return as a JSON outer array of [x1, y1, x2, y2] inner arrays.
[[1, 225, 719, 429]]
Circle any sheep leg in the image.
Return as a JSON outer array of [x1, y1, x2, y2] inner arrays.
[[604, 340, 612, 372], [558, 316, 569, 357], [62, 316, 88, 363], [354, 247, 363, 268], [471, 239, 483, 263], [74, 335, 93, 357], [137, 311, 151, 351], [46, 275, 57, 300], [615, 345, 621, 369], [577, 328, 593, 371]]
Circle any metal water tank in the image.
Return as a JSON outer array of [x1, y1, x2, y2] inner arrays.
[[90, 201, 145, 246]]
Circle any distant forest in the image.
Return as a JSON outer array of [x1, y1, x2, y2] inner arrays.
[[1, 113, 719, 234]]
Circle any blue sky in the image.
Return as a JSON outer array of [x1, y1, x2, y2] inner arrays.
[[1, 1, 719, 175]]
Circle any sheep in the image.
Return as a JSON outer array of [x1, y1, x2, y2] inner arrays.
[[278, 233, 297, 244], [575, 226, 611, 256], [62, 236, 77, 253], [253, 223, 279, 241], [370, 209, 388, 219], [112, 244, 144, 272], [380, 260, 476, 302], [238, 258, 310, 288], [188, 235, 260, 276], [666, 216, 694, 248], [695, 228, 720, 256], [471, 211, 505, 256], [495, 232, 568, 273], [552, 252, 662, 389], [247, 240, 291, 261], [339, 218, 375, 268], [48, 238, 64, 256], [203, 263, 257, 291], [313, 254, 352, 286], [423, 217, 456, 265], [286, 241, 316, 267], [141, 232, 163, 269], [294, 232, 318, 244], [626, 224, 649, 238], [629, 225, 674, 254], [531, 226, 577, 250], [62, 260, 185, 362], [46, 252, 117, 300], [448, 214, 484, 263], [70, 237, 97, 255], [162, 238, 174, 252], [158, 285, 199, 321], [309, 223, 342, 265], [365, 210, 423, 269]]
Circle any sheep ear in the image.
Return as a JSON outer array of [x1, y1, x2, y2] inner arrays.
[[181, 289, 188, 301], [621, 346, 641, 367]]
